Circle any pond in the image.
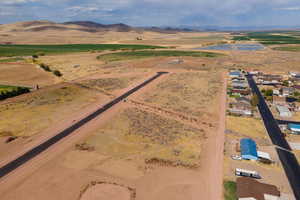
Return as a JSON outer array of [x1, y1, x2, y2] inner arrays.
[[196, 44, 265, 51]]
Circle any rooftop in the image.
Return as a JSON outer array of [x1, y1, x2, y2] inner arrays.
[[237, 177, 280, 200]]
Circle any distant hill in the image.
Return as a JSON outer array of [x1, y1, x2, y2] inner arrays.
[[63, 21, 134, 32]]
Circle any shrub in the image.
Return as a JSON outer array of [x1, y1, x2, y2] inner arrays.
[[32, 54, 39, 59], [53, 70, 62, 77], [39, 63, 51, 72], [251, 94, 259, 106]]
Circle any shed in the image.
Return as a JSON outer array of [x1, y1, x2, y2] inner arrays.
[[288, 123, 300, 134], [257, 151, 271, 160], [229, 71, 242, 78], [240, 138, 258, 160], [276, 105, 292, 118]]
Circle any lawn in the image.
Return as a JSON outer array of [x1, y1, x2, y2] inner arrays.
[[224, 181, 237, 200], [0, 44, 165, 57], [232, 32, 300, 45], [97, 50, 223, 62]]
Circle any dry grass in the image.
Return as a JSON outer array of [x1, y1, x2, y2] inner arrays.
[[141, 71, 222, 118], [294, 150, 300, 163], [78, 76, 141, 93], [0, 63, 57, 87], [0, 83, 106, 137], [84, 107, 204, 167], [226, 116, 267, 138]]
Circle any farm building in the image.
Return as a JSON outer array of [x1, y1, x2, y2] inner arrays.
[[240, 138, 258, 160], [288, 123, 300, 134], [276, 105, 292, 118], [237, 177, 280, 200]]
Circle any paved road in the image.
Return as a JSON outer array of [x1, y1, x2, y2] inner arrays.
[[0, 72, 168, 179], [246, 74, 300, 200], [246, 75, 290, 150]]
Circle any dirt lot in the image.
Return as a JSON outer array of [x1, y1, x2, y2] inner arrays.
[[0, 63, 57, 87]]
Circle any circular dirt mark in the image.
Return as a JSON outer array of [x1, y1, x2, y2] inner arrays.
[[80, 183, 132, 200]]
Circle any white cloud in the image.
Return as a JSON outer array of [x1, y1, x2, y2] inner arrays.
[[1, 0, 38, 4], [278, 7, 300, 11]]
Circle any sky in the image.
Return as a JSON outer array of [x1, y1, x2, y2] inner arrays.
[[1, 0, 300, 27]]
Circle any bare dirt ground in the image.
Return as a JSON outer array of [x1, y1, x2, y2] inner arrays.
[[0, 62, 226, 200]]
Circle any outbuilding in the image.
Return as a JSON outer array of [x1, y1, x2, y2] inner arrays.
[[276, 105, 292, 118], [240, 138, 258, 160], [229, 71, 242, 78], [288, 123, 300, 134]]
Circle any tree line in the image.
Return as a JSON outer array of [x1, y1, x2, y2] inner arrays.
[[0, 87, 30, 100]]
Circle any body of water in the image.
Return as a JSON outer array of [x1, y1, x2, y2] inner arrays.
[[196, 44, 265, 51]]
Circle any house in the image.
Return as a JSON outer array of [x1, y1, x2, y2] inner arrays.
[[257, 74, 282, 85], [236, 97, 251, 105], [231, 89, 251, 96], [276, 105, 292, 118], [232, 81, 248, 89], [237, 177, 280, 200], [229, 103, 252, 116], [281, 87, 294, 97], [288, 123, 300, 135], [240, 138, 258, 160], [229, 71, 242, 78], [273, 89, 280, 96], [272, 96, 286, 105]]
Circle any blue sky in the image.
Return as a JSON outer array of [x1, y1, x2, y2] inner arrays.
[[1, 0, 300, 27]]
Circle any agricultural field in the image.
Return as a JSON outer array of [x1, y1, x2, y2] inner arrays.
[[0, 44, 165, 57], [0, 57, 24, 63], [141, 71, 223, 118], [232, 32, 300, 45], [97, 50, 223, 62], [273, 46, 300, 52]]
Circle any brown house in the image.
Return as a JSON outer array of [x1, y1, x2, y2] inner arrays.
[[237, 177, 280, 200]]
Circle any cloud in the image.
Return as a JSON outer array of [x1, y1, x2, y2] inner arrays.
[[1, 0, 300, 26]]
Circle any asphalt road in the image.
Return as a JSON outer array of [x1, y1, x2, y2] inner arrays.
[[0, 72, 168, 179], [246, 74, 300, 200]]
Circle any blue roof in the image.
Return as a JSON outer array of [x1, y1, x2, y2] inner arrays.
[[288, 123, 300, 130], [240, 138, 258, 160], [230, 71, 241, 76]]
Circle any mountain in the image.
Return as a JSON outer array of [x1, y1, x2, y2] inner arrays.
[[63, 21, 133, 32]]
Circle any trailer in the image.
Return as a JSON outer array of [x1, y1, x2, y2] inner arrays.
[[235, 168, 261, 179]]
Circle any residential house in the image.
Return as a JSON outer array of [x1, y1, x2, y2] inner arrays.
[[232, 80, 248, 89], [281, 87, 294, 97], [237, 177, 280, 200], [229, 71, 242, 78], [257, 74, 282, 85], [273, 89, 280, 96], [231, 89, 251, 96], [228, 102, 252, 116], [236, 97, 251, 105]]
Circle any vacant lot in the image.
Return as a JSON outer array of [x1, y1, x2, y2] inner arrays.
[[0, 44, 164, 57], [226, 116, 268, 139], [97, 50, 223, 62], [84, 107, 204, 167], [0, 63, 57, 87], [0, 83, 107, 137], [141, 71, 222, 118]]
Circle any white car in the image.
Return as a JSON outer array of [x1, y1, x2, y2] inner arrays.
[[231, 155, 242, 160]]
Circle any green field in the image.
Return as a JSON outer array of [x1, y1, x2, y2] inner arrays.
[[233, 32, 300, 45], [97, 50, 223, 62], [0, 85, 19, 93], [224, 181, 237, 200], [0, 57, 24, 63], [273, 46, 300, 52], [0, 44, 165, 57]]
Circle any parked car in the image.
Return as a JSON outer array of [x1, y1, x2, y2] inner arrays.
[[231, 155, 242, 160]]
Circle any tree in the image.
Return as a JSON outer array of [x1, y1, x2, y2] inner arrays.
[[282, 80, 289, 87], [53, 70, 62, 77], [265, 89, 273, 97], [251, 94, 259, 106]]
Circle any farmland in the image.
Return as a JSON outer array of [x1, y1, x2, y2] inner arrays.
[[232, 32, 300, 45], [273, 46, 300, 52], [0, 44, 165, 57], [97, 50, 223, 62]]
